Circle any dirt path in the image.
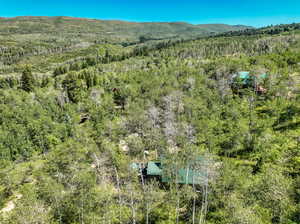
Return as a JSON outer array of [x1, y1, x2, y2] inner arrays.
[[0, 193, 22, 214]]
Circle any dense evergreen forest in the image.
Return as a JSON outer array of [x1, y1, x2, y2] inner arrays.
[[0, 18, 299, 224]]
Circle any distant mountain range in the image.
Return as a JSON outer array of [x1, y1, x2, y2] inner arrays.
[[0, 16, 252, 43], [0, 16, 253, 73]]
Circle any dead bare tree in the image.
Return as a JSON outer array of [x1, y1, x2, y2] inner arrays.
[[114, 167, 122, 224], [144, 180, 162, 224], [122, 173, 142, 224], [198, 153, 218, 224], [92, 153, 112, 185]]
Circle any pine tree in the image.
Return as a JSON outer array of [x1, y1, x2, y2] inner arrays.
[[20, 66, 35, 92]]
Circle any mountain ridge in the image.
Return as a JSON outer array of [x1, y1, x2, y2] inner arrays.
[[0, 16, 252, 39], [0, 15, 253, 27]]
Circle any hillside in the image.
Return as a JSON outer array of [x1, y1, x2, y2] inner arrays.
[[0, 16, 251, 40], [217, 22, 300, 37], [0, 16, 251, 75], [0, 21, 299, 224]]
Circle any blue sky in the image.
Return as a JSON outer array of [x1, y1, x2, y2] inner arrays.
[[1, 0, 300, 27]]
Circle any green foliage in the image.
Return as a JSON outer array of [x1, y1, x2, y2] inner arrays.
[[62, 73, 87, 103], [20, 66, 35, 92], [0, 20, 300, 224]]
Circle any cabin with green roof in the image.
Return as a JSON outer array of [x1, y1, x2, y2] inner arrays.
[[231, 71, 268, 93], [130, 159, 204, 185]]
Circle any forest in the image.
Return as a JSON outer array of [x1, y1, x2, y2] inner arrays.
[[0, 17, 299, 224]]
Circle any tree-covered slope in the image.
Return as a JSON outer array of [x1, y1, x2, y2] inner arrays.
[[0, 16, 251, 75], [0, 22, 299, 224], [0, 16, 251, 40]]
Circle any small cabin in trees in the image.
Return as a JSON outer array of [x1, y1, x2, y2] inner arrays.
[[230, 71, 268, 94], [130, 159, 204, 185]]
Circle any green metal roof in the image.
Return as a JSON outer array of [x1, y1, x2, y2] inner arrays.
[[234, 71, 268, 87], [161, 167, 204, 185], [130, 162, 141, 171], [130, 158, 206, 185], [147, 162, 162, 176], [238, 71, 250, 79], [160, 157, 205, 185], [237, 71, 252, 85], [236, 72, 267, 82]]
